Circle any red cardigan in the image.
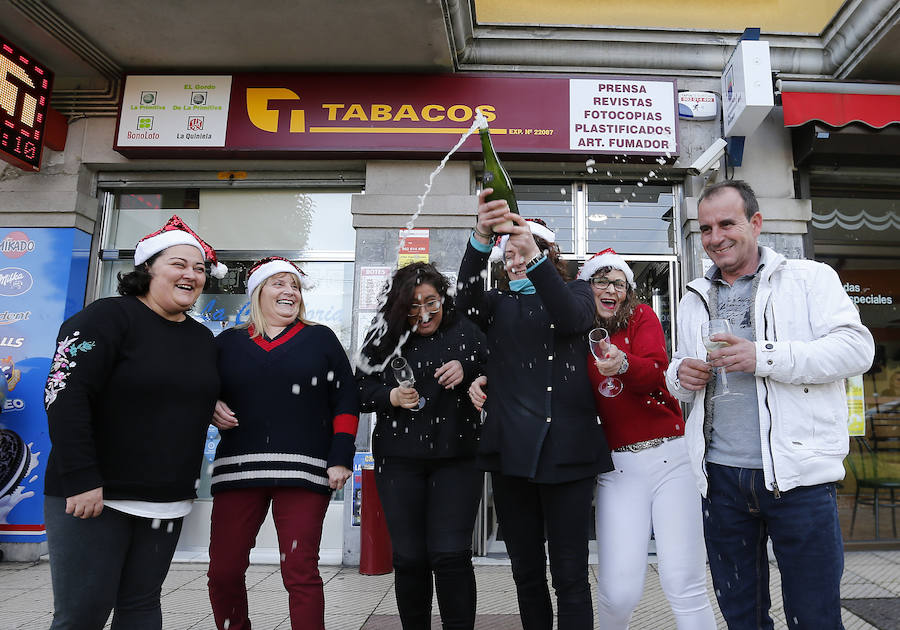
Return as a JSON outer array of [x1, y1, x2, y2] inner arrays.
[[587, 303, 684, 450]]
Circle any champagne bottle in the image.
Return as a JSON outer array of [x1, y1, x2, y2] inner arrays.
[[478, 114, 518, 233]]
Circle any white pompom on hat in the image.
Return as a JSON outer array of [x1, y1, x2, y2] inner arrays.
[[488, 219, 556, 263], [577, 247, 635, 288], [246, 256, 314, 297], [134, 215, 228, 279]]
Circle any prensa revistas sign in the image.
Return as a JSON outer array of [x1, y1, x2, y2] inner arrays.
[[114, 73, 679, 160]]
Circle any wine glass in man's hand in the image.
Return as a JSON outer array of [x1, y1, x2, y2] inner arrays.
[[700, 319, 742, 400]]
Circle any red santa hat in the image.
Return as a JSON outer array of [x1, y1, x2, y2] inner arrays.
[[134, 215, 227, 279], [577, 247, 635, 288], [246, 256, 314, 297], [488, 218, 556, 263]]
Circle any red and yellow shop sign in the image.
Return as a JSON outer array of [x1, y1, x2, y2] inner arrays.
[[114, 73, 679, 160]]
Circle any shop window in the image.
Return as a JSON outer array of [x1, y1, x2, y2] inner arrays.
[[812, 195, 900, 544], [104, 189, 355, 253], [586, 185, 675, 255], [517, 183, 575, 253]]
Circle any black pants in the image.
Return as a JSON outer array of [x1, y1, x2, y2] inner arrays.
[[44, 495, 183, 630], [375, 455, 483, 630], [491, 473, 595, 630]]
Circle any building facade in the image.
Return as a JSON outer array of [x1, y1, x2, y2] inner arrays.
[[0, 0, 897, 561]]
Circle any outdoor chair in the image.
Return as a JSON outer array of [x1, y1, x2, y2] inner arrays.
[[846, 436, 900, 539]]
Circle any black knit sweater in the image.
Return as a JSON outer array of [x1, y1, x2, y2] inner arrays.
[[43, 296, 219, 501], [456, 242, 613, 483], [357, 315, 486, 459], [212, 322, 359, 495]]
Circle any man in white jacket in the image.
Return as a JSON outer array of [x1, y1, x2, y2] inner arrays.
[[666, 180, 874, 630]]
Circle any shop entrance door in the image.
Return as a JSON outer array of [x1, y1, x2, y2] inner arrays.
[[473, 256, 679, 557]]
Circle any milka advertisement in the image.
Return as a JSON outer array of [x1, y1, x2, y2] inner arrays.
[[0, 228, 90, 543]]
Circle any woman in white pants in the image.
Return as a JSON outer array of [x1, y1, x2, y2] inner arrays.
[[580, 249, 716, 629]]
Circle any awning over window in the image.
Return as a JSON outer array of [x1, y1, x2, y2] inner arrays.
[[778, 81, 900, 129]]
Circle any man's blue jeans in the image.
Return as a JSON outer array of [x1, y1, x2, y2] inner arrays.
[[703, 463, 845, 630]]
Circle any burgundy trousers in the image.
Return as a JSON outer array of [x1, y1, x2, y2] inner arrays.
[[207, 486, 330, 630]]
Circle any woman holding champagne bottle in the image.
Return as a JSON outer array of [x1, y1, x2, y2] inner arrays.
[[579, 249, 715, 630], [356, 262, 486, 630], [457, 193, 612, 630]]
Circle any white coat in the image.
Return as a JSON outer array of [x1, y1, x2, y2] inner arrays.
[[666, 246, 874, 497]]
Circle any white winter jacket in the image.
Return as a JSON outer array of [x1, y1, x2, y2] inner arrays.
[[665, 246, 874, 497]]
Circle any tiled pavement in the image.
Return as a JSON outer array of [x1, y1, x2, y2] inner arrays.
[[2, 551, 899, 629]]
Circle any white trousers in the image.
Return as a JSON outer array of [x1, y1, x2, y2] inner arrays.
[[595, 437, 716, 630]]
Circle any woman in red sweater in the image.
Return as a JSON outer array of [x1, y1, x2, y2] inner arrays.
[[580, 249, 715, 630]]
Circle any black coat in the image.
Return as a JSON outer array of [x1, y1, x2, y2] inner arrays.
[[457, 242, 613, 483], [356, 315, 486, 459]]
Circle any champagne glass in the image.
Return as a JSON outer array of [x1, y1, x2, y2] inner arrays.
[[390, 357, 425, 411], [701, 319, 742, 400], [588, 328, 624, 398]]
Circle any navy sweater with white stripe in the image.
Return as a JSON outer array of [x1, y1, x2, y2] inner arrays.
[[211, 321, 359, 495]]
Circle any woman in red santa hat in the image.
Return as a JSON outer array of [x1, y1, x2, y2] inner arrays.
[[207, 256, 359, 630], [43, 215, 225, 630], [578, 248, 715, 630]]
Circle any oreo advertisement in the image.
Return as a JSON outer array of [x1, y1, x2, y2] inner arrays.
[[0, 228, 90, 543]]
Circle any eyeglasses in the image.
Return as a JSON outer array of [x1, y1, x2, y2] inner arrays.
[[408, 298, 442, 317], [590, 277, 628, 292]]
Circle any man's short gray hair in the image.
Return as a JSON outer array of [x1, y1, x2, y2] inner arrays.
[[698, 180, 760, 220]]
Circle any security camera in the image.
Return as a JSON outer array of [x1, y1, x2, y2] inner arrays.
[[686, 138, 728, 176]]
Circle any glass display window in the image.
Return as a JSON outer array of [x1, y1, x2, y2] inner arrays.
[[813, 194, 900, 544], [586, 184, 675, 255]]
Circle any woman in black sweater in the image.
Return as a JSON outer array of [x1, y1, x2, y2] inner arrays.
[[43, 216, 224, 630], [457, 197, 613, 630], [356, 262, 486, 630], [208, 256, 359, 630]]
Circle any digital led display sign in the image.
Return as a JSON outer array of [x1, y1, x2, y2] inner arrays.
[[0, 33, 54, 172]]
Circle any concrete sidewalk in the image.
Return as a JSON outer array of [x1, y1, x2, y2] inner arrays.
[[2, 551, 899, 629]]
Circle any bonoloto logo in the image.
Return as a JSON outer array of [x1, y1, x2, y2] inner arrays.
[[0, 232, 36, 259]]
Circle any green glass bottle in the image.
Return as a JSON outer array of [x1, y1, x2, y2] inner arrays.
[[478, 116, 518, 233]]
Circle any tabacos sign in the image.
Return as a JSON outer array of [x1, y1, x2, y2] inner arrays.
[[115, 73, 679, 159], [0, 267, 33, 296], [0, 231, 36, 258]]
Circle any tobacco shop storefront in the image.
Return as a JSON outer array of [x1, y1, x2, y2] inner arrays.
[[99, 71, 691, 561]]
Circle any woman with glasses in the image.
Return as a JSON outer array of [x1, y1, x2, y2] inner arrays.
[[578, 249, 715, 630], [457, 195, 612, 630], [356, 262, 486, 630]]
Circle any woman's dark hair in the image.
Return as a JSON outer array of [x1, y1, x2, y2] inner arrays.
[[361, 262, 456, 365], [117, 251, 211, 296], [116, 252, 160, 296], [490, 234, 569, 291], [591, 265, 640, 335]]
